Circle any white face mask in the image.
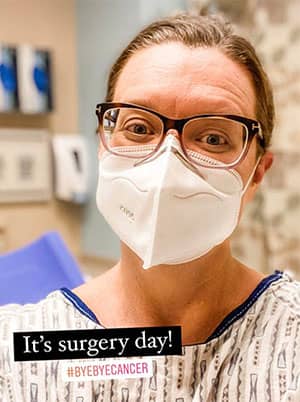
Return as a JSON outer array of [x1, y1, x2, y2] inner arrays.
[[96, 135, 258, 269]]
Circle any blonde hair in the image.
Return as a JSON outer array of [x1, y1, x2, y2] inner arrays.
[[106, 14, 274, 150]]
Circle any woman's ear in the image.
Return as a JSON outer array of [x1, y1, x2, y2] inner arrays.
[[241, 151, 274, 207], [252, 151, 274, 185]]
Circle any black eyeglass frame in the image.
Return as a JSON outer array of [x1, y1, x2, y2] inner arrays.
[[95, 102, 264, 169]]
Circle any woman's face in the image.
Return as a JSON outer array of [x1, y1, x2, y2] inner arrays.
[[111, 42, 272, 206]]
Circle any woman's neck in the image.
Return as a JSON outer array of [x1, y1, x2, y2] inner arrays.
[[76, 241, 264, 344], [119, 241, 233, 316]]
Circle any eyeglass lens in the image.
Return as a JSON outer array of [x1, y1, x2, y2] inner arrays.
[[102, 107, 249, 166]]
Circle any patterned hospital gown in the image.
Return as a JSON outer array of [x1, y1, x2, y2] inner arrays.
[[0, 271, 299, 401]]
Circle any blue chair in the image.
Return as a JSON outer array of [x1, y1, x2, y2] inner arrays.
[[0, 231, 85, 305]]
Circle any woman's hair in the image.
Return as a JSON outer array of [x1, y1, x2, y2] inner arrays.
[[105, 13, 274, 150]]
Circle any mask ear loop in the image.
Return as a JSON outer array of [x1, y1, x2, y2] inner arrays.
[[241, 156, 262, 196]]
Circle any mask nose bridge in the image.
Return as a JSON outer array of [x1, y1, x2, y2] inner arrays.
[[160, 131, 206, 180], [133, 117, 194, 169]]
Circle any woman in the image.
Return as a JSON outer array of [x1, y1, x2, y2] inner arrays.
[[1, 14, 299, 402]]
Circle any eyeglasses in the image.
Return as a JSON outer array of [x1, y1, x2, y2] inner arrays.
[[95, 102, 264, 168]]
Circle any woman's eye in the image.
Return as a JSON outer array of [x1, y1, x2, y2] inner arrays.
[[200, 134, 227, 145], [125, 121, 154, 135], [128, 124, 148, 134]]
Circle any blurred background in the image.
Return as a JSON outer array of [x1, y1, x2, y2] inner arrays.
[[0, 0, 299, 285]]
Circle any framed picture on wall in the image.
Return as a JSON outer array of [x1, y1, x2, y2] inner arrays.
[[0, 129, 52, 203]]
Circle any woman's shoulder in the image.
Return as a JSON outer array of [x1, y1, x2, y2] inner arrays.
[[0, 291, 63, 325], [0, 289, 98, 335], [0, 290, 100, 382], [268, 271, 300, 317], [240, 271, 300, 339]]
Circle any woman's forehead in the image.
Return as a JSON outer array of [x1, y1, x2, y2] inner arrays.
[[113, 43, 256, 118]]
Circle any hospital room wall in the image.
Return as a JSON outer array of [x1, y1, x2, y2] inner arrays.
[[0, 0, 81, 256]]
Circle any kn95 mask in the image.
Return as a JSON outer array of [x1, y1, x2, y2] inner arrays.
[[96, 135, 255, 269]]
